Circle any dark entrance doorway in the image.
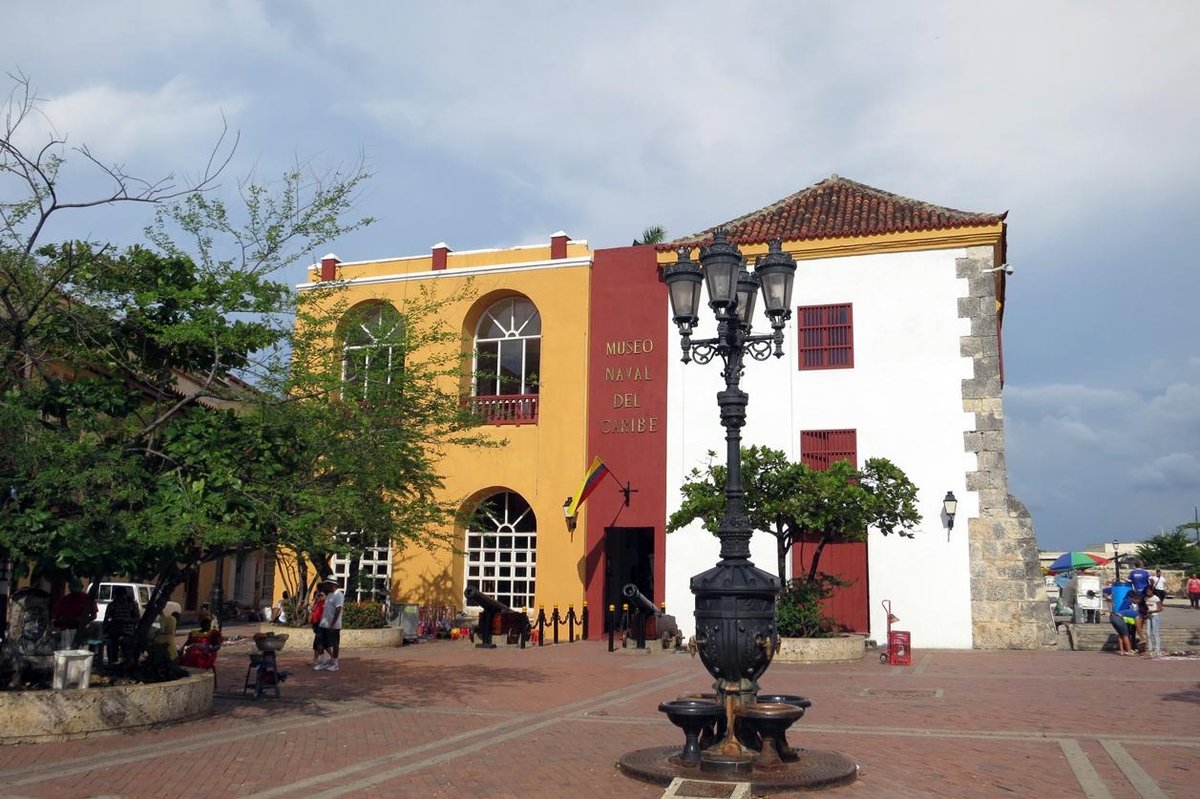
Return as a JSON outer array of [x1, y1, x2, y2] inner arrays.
[[604, 526, 654, 631]]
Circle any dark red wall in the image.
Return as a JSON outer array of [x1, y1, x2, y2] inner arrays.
[[583, 246, 668, 633]]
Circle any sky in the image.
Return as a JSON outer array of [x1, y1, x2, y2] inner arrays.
[[3, 1, 1198, 552]]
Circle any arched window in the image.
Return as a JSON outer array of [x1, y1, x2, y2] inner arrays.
[[341, 303, 403, 401], [472, 297, 540, 423], [464, 491, 537, 609]]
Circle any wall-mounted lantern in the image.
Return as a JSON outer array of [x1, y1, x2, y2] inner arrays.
[[943, 491, 958, 538], [563, 498, 576, 533]]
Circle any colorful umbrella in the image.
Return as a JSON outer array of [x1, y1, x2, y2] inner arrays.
[[1047, 552, 1110, 573]]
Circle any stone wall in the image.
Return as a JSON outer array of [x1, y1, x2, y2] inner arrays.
[[958, 247, 1057, 649], [0, 671, 212, 744]]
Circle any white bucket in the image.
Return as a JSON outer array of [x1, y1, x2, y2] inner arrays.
[[52, 649, 94, 690]]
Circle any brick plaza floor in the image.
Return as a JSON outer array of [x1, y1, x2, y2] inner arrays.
[[0, 632, 1196, 798]]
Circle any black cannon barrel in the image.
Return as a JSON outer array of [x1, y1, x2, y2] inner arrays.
[[622, 583, 661, 616], [464, 586, 510, 614]]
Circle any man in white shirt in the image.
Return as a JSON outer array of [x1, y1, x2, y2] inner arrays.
[[1150, 570, 1167, 602], [314, 581, 344, 672]]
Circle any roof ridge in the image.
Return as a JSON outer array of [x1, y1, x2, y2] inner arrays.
[[659, 175, 1006, 250]]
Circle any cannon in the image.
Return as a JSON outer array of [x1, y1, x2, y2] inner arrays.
[[621, 584, 682, 650], [464, 587, 527, 649], [622, 584, 662, 616]]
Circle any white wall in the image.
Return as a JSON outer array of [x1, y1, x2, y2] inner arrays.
[[665, 247, 979, 648]]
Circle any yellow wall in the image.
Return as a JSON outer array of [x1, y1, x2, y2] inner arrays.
[[299, 241, 593, 616]]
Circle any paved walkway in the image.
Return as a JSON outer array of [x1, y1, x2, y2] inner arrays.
[[0, 616, 1197, 798]]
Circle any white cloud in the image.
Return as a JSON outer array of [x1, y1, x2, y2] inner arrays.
[[38, 81, 245, 165]]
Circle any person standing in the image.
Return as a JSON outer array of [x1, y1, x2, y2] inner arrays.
[[309, 589, 326, 666], [1104, 580, 1138, 656], [104, 587, 140, 665], [1127, 561, 1151, 595], [1150, 570, 1167, 602], [52, 578, 98, 647], [314, 581, 344, 672], [1142, 585, 1163, 657], [1187, 573, 1200, 610], [1126, 562, 1150, 642]]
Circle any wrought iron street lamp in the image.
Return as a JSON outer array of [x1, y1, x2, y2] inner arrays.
[[661, 231, 796, 771], [1112, 538, 1121, 582]]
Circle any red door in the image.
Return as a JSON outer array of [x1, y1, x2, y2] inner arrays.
[[796, 429, 869, 632], [792, 536, 869, 632]]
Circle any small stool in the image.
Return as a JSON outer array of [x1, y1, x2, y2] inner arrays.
[[243, 651, 280, 699]]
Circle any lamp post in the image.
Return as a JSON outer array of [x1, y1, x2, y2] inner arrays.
[[1112, 539, 1121, 582], [662, 231, 796, 770]]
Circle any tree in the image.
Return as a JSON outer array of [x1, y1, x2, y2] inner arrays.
[[1135, 529, 1200, 572], [668, 446, 920, 584], [668, 447, 920, 635], [254, 279, 501, 617], [1, 72, 496, 668], [1176, 519, 1200, 548], [632, 225, 666, 246]]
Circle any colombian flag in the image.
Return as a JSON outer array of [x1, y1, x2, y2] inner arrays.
[[565, 456, 610, 517]]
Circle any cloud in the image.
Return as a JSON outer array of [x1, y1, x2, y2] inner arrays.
[[1128, 453, 1200, 491], [1007, 371, 1200, 544], [38, 81, 244, 165]]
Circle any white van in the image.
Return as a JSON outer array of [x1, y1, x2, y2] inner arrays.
[[89, 582, 180, 622]]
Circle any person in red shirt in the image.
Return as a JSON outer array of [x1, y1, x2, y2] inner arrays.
[[52, 579, 98, 647], [309, 589, 326, 666], [1187, 573, 1200, 609]]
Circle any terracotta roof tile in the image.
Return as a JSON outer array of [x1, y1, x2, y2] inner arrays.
[[658, 175, 1006, 251]]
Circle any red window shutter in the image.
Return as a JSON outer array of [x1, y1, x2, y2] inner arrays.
[[800, 429, 857, 471], [797, 303, 853, 370]]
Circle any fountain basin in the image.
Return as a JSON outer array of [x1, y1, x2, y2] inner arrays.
[[658, 699, 724, 766]]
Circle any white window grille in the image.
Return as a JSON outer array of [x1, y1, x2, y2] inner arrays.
[[330, 531, 393, 604], [464, 492, 537, 610]]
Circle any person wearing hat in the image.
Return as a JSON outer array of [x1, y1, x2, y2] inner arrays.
[[314, 580, 344, 672]]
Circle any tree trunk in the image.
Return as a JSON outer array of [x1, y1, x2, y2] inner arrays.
[[805, 531, 834, 582]]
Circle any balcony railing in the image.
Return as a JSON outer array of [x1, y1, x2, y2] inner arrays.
[[466, 394, 539, 425]]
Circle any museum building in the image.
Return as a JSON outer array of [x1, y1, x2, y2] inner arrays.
[[294, 176, 1054, 650]]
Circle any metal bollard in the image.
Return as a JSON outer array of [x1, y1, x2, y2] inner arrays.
[[535, 605, 547, 647], [607, 604, 616, 652], [635, 607, 646, 649], [566, 604, 577, 643], [552, 604, 561, 645], [581, 601, 589, 640]]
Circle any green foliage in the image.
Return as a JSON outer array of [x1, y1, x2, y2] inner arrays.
[[0, 74, 491, 668], [668, 446, 921, 588], [1135, 529, 1200, 571], [632, 225, 667, 246], [342, 601, 388, 629], [775, 573, 847, 638]]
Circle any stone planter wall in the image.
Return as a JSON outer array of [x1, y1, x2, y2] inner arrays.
[[0, 671, 212, 744], [774, 634, 865, 664], [252, 625, 404, 650]]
